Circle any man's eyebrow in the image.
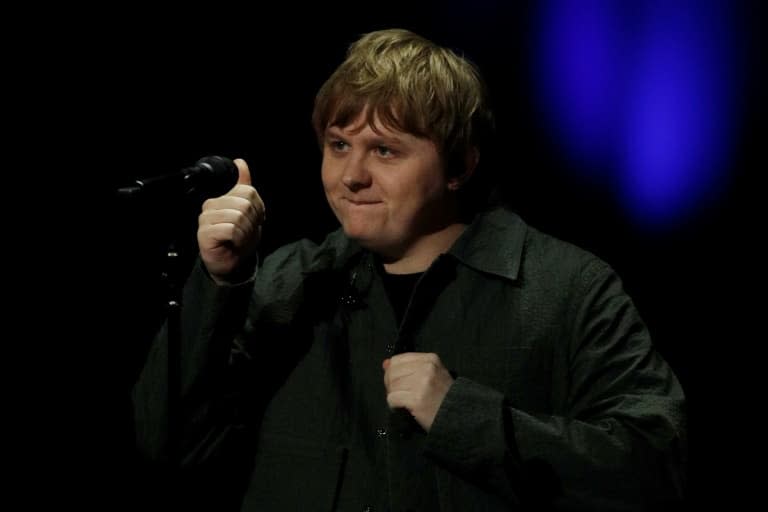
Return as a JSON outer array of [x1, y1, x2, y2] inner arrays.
[[325, 127, 345, 137], [372, 134, 404, 145], [325, 127, 405, 145]]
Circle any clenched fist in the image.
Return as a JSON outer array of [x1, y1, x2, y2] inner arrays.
[[197, 158, 265, 282], [383, 352, 455, 432]]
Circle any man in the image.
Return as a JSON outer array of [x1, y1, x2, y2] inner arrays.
[[134, 28, 686, 510]]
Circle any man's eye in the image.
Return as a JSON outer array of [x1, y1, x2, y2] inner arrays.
[[329, 140, 348, 151], [376, 145, 394, 157]]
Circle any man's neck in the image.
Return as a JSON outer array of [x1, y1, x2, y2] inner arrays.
[[382, 223, 467, 275]]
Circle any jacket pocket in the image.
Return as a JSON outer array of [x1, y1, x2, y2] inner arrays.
[[240, 433, 345, 511], [434, 466, 514, 512]]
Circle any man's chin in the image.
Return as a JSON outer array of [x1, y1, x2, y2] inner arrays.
[[344, 230, 375, 248], [344, 231, 402, 260], [343, 227, 381, 248]]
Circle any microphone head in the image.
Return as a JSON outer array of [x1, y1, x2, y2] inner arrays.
[[190, 155, 239, 197]]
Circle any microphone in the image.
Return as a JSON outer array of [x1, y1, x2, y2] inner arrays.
[[117, 156, 238, 200]]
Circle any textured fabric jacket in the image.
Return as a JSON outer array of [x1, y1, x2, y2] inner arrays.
[[133, 207, 686, 511]]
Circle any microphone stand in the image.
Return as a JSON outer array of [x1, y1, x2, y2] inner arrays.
[[118, 157, 237, 506], [118, 182, 195, 508], [155, 197, 201, 507], [161, 242, 183, 502]]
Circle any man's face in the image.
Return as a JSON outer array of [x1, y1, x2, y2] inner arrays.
[[321, 111, 459, 259]]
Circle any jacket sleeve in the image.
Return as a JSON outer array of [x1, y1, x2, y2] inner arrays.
[[132, 260, 256, 466], [424, 259, 686, 511]]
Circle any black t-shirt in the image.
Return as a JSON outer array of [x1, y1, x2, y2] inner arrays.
[[380, 270, 423, 326]]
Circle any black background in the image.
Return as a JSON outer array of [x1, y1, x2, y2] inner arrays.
[[37, 2, 764, 509]]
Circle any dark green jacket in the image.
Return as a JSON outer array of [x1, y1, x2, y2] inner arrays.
[[134, 207, 686, 511]]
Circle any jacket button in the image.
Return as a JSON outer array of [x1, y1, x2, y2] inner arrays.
[[376, 427, 387, 438], [362, 507, 372, 512]]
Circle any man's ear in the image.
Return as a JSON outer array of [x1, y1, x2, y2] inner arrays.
[[447, 147, 480, 191]]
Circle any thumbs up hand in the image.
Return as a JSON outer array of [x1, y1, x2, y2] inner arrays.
[[197, 158, 265, 282]]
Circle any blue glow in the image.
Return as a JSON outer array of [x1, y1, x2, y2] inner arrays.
[[532, 0, 743, 228], [534, 0, 625, 169]]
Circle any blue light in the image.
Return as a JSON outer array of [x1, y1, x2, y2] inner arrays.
[[534, 0, 626, 170], [532, 0, 743, 228]]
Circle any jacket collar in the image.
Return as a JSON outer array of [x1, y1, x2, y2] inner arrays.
[[303, 206, 527, 282], [447, 207, 526, 281], [303, 229, 364, 276]]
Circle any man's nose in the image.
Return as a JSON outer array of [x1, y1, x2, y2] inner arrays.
[[342, 152, 372, 191]]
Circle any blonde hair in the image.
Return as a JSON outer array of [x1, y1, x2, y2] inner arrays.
[[312, 28, 494, 181]]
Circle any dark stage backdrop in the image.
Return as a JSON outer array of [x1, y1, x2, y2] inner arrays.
[[57, 3, 763, 510]]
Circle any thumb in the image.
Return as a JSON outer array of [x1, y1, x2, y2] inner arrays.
[[233, 158, 252, 186]]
